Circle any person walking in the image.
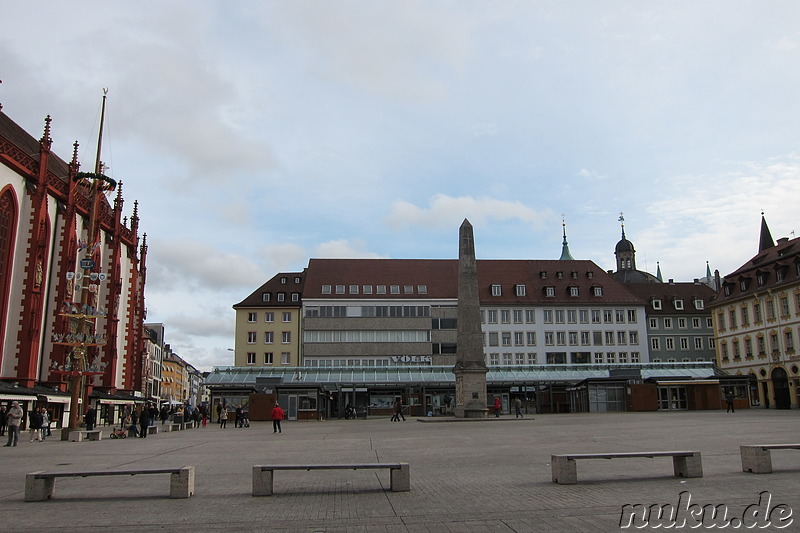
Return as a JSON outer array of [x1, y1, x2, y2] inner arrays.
[[139, 405, 151, 438], [392, 398, 405, 422], [219, 406, 228, 429], [271, 404, 284, 433], [4, 401, 23, 447], [160, 405, 169, 425], [84, 406, 96, 431], [40, 408, 50, 441], [514, 397, 523, 419], [494, 396, 502, 418], [725, 390, 735, 413], [235, 406, 243, 428], [0, 405, 7, 436], [28, 407, 43, 442]]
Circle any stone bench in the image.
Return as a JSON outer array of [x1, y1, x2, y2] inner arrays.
[[166, 423, 181, 432], [741, 444, 800, 474], [551, 451, 703, 484], [68, 430, 102, 442], [25, 466, 195, 501], [252, 463, 410, 496], [147, 425, 159, 435]]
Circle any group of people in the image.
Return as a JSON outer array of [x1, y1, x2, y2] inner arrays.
[[215, 403, 284, 433], [1, 403, 52, 447]]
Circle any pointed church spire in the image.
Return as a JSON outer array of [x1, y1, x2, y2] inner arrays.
[[758, 211, 775, 253], [705, 261, 712, 279], [559, 216, 575, 260], [656, 262, 663, 282]]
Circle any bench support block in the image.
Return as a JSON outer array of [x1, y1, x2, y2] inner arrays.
[[551, 456, 577, 484], [673, 452, 703, 478], [390, 463, 410, 492], [170, 466, 195, 498], [25, 472, 54, 502], [741, 446, 773, 474]]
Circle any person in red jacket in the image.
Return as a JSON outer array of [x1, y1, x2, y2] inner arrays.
[[271, 404, 284, 433]]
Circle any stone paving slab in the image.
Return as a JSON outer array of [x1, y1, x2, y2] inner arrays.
[[0, 410, 798, 531]]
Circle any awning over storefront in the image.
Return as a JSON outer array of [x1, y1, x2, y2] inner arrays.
[[37, 394, 71, 403]]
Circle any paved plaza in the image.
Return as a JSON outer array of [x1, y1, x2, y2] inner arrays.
[[0, 409, 798, 532]]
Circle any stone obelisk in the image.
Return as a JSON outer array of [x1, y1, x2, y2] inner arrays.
[[453, 219, 489, 418]]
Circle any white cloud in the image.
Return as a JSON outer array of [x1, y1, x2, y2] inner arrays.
[[314, 239, 386, 259], [386, 194, 552, 230]]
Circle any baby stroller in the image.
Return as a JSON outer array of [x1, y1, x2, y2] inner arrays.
[[110, 426, 127, 439]]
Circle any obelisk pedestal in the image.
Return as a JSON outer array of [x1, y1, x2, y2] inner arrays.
[[453, 219, 488, 418]]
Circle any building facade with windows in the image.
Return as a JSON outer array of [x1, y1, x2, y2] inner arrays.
[[232, 272, 304, 367], [709, 216, 800, 409]]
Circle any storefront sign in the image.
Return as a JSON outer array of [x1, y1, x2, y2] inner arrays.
[[390, 355, 432, 364]]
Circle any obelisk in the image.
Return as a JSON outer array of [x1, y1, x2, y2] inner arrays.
[[453, 219, 489, 418]]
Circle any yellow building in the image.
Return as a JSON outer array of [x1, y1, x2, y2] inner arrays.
[[232, 272, 304, 367], [161, 349, 187, 404], [710, 216, 800, 409]]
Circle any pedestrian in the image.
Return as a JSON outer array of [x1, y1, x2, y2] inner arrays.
[[216, 402, 222, 423], [494, 396, 502, 418], [40, 408, 50, 441], [201, 406, 208, 428], [235, 406, 243, 428], [4, 401, 23, 447], [271, 404, 284, 433], [193, 408, 202, 428], [392, 398, 405, 422], [45, 408, 53, 436], [139, 405, 151, 438], [124, 412, 138, 437], [160, 405, 169, 425], [0, 405, 7, 436], [84, 406, 96, 431], [725, 390, 735, 413], [28, 407, 43, 442], [219, 406, 228, 429], [514, 397, 523, 419]]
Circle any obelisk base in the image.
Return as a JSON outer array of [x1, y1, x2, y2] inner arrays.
[[454, 369, 488, 418]]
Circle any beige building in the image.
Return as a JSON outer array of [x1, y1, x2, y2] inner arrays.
[[709, 216, 800, 409], [231, 272, 304, 367]]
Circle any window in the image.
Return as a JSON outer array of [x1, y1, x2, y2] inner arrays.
[[663, 318, 673, 329], [526, 332, 537, 346], [247, 332, 256, 344], [615, 310, 625, 323], [593, 287, 603, 297], [349, 285, 359, 294], [335, 285, 345, 294], [652, 299, 662, 310], [282, 312, 292, 322], [490, 353, 499, 366], [377, 285, 387, 294], [488, 310, 498, 324], [692, 317, 700, 328], [545, 332, 555, 345], [605, 331, 615, 345], [767, 300, 776, 320], [741, 306, 749, 326], [629, 331, 638, 344], [525, 310, 535, 323], [491, 284, 502, 296], [674, 299, 684, 310], [280, 277, 287, 284], [515, 284, 526, 296], [501, 310, 511, 323], [780, 297, 790, 316], [556, 332, 566, 345], [606, 352, 616, 363], [569, 287, 579, 297], [545, 287, 555, 297], [281, 352, 291, 365], [543, 310, 554, 323], [277, 293, 285, 302], [247, 312, 257, 323], [680, 337, 689, 350], [787, 331, 795, 351], [580, 331, 590, 345], [627, 309, 637, 323], [515, 353, 525, 365], [417, 285, 427, 294], [513, 309, 523, 323], [729, 309, 737, 328], [757, 336, 766, 355], [555, 310, 565, 323], [619, 352, 628, 363], [502, 332, 512, 346], [264, 332, 274, 344], [651, 338, 661, 350], [694, 299, 704, 310], [594, 353, 604, 364], [603, 310, 613, 323], [322, 285, 332, 294], [678, 318, 686, 329], [247, 352, 256, 365], [579, 310, 589, 323], [514, 332, 524, 346], [591, 310, 601, 324], [631, 352, 640, 363], [527, 353, 537, 364], [744, 338, 753, 357], [617, 331, 627, 344], [291, 293, 299, 302], [264, 352, 273, 364], [753, 303, 762, 322], [567, 310, 577, 323], [569, 332, 578, 345], [390, 285, 400, 294], [665, 338, 674, 350], [282, 331, 291, 343], [649, 318, 658, 329], [488, 333, 499, 346], [404, 285, 414, 294], [263, 292, 271, 302], [733, 340, 740, 358], [695, 338, 703, 349]]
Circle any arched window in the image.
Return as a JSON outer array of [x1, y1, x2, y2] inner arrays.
[[0, 187, 19, 360]]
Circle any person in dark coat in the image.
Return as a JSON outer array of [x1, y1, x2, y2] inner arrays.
[[84, 407, 97, 430], [0, 405, 7, 436], [139, 405, 151, 438], [160, 406, 169, 425], [28, 408, 43, 442]]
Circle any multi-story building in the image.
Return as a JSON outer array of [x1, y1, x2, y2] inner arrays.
[[143, 323, 165, 402], [710, 216, 800, 409], [231, 272, 304, 367], [161, 346, 187, 404], [1, 104, 148, 427]]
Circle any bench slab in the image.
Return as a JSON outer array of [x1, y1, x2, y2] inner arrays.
[[68, 430, 102, 442], [552, 451, 702, 484], [253, 463, 410, 495], [25, 466, 194, 501], [741, 444, 800, 474]]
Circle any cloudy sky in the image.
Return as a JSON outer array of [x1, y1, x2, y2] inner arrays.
[[3, 1, 799, 371]]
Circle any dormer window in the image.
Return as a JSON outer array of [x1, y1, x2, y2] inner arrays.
[[545, 287, 555, 297], [569, 287, 579, 297], [540, 271, 547, 279], [491, 284, 502, 296], [593, 286, 603, 297], [776, 268, 785, 282], [280, 277, 287, 284], [349, 285, 359, 294], [363, 285, 373, 294], [335, 285, 345, 294], [515, 284, 526, 297], [262, 292, 271, 302], [294, 277, 301, 284], [652, 299, 662, 310], [277, 293, 285, 302], [404, 285, 414, 294], [390, 285, 400, 294], [740, 280, 748, 291], [417, 285, 427, 294], [321, 285, 331, 295], [586, 271, 594, 279], [674, 299, 684, 310], [571, 271, 578, 279], [694, 299, 704, 310], [757, 273, 767, 286], [556, 271, 564, 279], [724, 284, 732, 296]]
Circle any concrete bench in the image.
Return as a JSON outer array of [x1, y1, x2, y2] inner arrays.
[[166, 423, 181, 432], [68, 430, 102, 442], [147, 425, 159, 435], [741, 444, 800, 474], [252, 463, 410, 496], [551, 451, 703, 484], [25, 466, 195, 501]]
